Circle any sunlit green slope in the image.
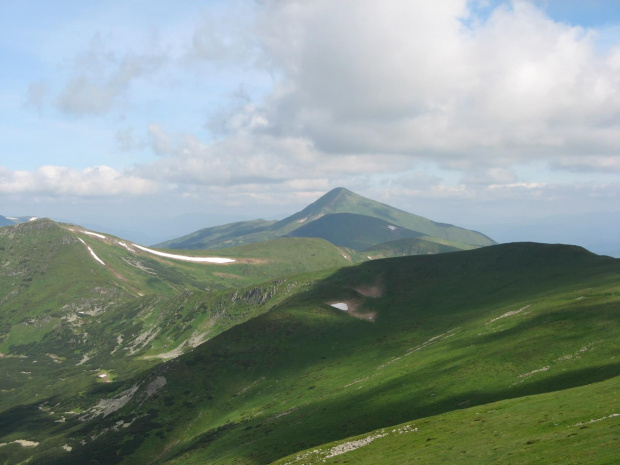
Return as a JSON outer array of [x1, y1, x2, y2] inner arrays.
[[274, 376, 620, 465]]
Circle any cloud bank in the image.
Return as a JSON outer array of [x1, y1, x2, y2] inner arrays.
[[9, 0, 620, 215]]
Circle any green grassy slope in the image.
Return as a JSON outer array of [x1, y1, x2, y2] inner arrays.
[[0, 221, 356, 414], [154, 219, 277, 250], [273, 376, 620, 465], [363, 236, 464, 258], [287, 213, 424, 250], [8, 243, 617, 464], [156, 188, 495, 250]]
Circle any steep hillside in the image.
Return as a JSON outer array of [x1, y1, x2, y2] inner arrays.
[[4, 243, 616, 464], [0, 220, 357, 413], [156, 188, 495, 250], [364, 237, 464, 258], [287, 213, 424, 250], [277, 187, 494, 247], [275, 376, 620, 465], [155, 219, 277, 250]]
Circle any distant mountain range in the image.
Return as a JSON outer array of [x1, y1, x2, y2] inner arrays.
[[156, 187, 495, 251]]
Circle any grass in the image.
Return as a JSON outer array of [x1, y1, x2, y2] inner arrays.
[[287, 213, 424, 250], [4, 242, 615, 464], [1, 220, 617, 464], [0, 221, 353, 414], [273, 376, 620, 464]]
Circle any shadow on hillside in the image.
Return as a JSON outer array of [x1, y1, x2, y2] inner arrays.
[[163, 363, 620, 465]]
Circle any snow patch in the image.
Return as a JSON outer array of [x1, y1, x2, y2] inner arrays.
[[331, 303, 348, 311], [82, 230, 106, 239], [78, 238, 106, 266], [118, 241, 133, 251], [387, 225, 397, 231], [131, 243, 235, 263]]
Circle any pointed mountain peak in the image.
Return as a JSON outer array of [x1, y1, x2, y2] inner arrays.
[[309, 187, 355, 208]]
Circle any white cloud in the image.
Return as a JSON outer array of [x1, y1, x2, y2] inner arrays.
[[238, 0, 620, 172], [552, 156, 620, 173], [0, 165, 157, 196], [9, 1, 620, 218]]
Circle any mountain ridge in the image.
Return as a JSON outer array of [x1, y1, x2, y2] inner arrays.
[[156, 187, 496, 250]]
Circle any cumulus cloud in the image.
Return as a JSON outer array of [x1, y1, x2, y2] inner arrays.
[[0, 165, 157, 196], [138, 122, 411, 190], [13, 1, 620, 213], [235, 0, 620, 172]]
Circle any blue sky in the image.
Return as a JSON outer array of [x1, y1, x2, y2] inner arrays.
[[1, 0, 619, 247]]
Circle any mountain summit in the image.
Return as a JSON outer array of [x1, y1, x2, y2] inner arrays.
[[157, 188, 495, 251]]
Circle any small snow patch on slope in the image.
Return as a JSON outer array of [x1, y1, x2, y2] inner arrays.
[[131, 243, 235, 263], [118, 241, 133, 251], [78, 238, 105, 266], [331, 303, 348, 311], [82, 230, 106, 239]]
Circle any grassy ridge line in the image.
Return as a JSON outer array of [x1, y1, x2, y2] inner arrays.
[[272, 376, 620, 465], [20, 243, 617, 464]]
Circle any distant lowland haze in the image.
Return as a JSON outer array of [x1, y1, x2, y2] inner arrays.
[[1, 1, 619, 253]]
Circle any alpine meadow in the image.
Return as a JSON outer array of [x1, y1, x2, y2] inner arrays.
[[1, 1, 619, 464]]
